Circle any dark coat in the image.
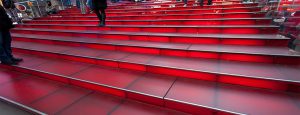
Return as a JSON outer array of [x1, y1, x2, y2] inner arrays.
[[1, 0, 16, 9], [92, 0, 107, 10], [0, 5, 14, 31]]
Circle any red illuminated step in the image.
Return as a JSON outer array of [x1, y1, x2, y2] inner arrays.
[[38, 12, 266, 20], [106, 1, 242, 6], [67, 6, 261, 15], [63, 3, 257, 14], [111, 2, 256, 10], [11, 28, 288, 46], [10, 41, 300, 93], [106, 1, 244, 9], [23, 18, 272, 26], [0, 69, 186, 115], [11, 33, 298, 64], [105, 0, 242, 6], [1, 53, 300, 115], [101, 0, 244, 8], [99, 3, 257, 12], [17, 24, 278, 34], [54, 7, 261, 16]]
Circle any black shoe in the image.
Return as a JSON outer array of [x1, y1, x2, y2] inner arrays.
[[98, 21, 105, 27], [12, 58, 23, 62], [99, 14, 106, 27], [98, 23, 105, 27], [1, 60, 18, 65]]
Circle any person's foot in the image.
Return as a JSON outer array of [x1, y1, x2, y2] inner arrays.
[[98, 21, 106, 27], [12, 57, 23, 62], [1, 60, 18, 65], [98, 23, 105, 27], [183, 4, 187, 7]]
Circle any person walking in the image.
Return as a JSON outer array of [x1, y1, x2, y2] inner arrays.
[[198, 0, 212, 7], [0, 5, 23, 65], [183, 0, 187, 7], [92, 0, 107, 26], [198, 0, 204, 7], [207, 0, 212, 5], [45, 1, 58, 15]]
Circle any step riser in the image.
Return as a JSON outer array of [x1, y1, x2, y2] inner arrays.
[[0, 64, 241, 115], [54, 8, 260, 16], [113, 4, 256, 9], [94, 5, 256, 12], [24, 19, 272, 25], [109, 0, 242, 4], [107, 2, 244, 8], [13, 37, 299, 65], [64, 4, 257, 13], [108, 1, 242, 5], [64, 6, 259, 13], [17, 25, 278, 35], [39, 13, 265, 20], [11, 29, 288, 46], [12, 48, 300, 93], [108, 2, 243, 7], [60, 4, 258, 13]]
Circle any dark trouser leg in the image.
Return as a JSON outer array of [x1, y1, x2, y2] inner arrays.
[[207, 0, 212, 5], [199, 0, 204, 6], [94, 9, 102, 23], [0, 31, 13, 62], [3, 31, 13, 59], [100, 9, 106, 26], [183, 0, 187, 4]]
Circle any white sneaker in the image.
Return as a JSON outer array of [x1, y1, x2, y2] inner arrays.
[[183, 4, 187, 7]]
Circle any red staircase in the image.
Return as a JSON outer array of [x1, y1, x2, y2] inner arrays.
[[1, 0, 300, 115]]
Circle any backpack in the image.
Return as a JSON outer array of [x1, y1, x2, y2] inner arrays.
[[2, 0, 16, 9]]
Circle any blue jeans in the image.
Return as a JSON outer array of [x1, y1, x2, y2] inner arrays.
[[0, 31, 13, 62]]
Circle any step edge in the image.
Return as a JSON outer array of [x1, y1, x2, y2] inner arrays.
[[12, 35, 299, 58], [13, 47, 300, 87], [4, 65, 241, 115], [0, 96, 46, 115]]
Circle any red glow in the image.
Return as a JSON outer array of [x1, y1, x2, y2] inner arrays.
[[188, 51, 219, 59], [147, 66, 216, 81], [221, 39, 266, 46], [119, 62, 146, 71], [165, 99, 216, 114], [83, 44, 116, 50], [161, 50, 188, 57], [220, 53, 273, 63], [117, 46, 160, 55], [218, 75, 288, 91], [96, 60, 119, 67], [147, 36, 170, 42], [171, 37, 219, 44], [126, 92, 164, 106], [70, 79, 126, 97]]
